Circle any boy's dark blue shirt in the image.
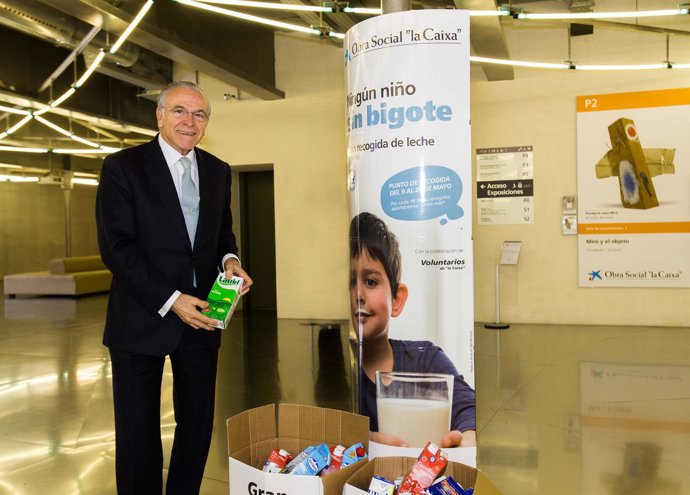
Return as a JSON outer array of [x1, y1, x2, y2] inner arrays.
[[361, 339, 476, 433]]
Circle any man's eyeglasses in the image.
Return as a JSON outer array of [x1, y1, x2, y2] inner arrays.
[[167, 107, 209, 123]]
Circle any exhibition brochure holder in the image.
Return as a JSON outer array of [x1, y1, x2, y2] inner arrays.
[[484, 241, 522, 330]]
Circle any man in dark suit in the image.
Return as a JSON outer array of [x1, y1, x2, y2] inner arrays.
[[96, 81, 252, 494]]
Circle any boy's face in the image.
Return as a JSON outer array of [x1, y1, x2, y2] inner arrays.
[[350, 250, 406, 340]]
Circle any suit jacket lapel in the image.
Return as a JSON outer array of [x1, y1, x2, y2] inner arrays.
[[143, 138, 192, 249], [195, 148, 212, 249]]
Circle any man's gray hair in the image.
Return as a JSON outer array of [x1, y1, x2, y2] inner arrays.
[[157, 81, 211, 118]]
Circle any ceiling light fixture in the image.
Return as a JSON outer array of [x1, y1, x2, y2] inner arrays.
[[195, 0, 510, 16], [0, 174, 40, 183], [2, 116, 34, 137], [1, 0, 155, 145], [110, 0, 155, 54], [35, 116, 101, 148], [0, 105, 31, 116], [34, 116, 72, 138], [470, 9, 511, 17], [175, 0, 324, 35], [71, 135, 100, 148], [192, 0, 399, 15], [197, 0, 331, 12], [98, 146, 124, 153], [178, 1, 509, 38], [38, 25, 102, 94], [575, 63, 672, 70], [0, 143, 120, 155], [52, 148, 120, 154], [342, 6, 381, 14], [0, 145, 48, 153], [33, 0, 154, 115], [173, 1, 690, 70], [471, 56, 571, 70], [71, 177, 99, 186], [32, 88, 76, 116], [75, 50, 107, 88], [190, 1, 683, 19], [48, 88, 77, 108], [471, 56, 690, 71], [514, 7, 690, 20]]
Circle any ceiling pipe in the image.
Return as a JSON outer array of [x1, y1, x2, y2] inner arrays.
[[0, 0, 139, 68]]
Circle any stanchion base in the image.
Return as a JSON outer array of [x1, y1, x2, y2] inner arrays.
[[484, 322, 510, 330]]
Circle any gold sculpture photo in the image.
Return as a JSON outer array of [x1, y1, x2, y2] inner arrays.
[[595, 117, 676, 209]]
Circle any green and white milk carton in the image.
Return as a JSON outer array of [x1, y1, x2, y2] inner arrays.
[[206, 274, 244, 329]]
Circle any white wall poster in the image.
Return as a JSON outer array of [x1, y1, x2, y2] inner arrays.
[[576, 88, 690, 287]]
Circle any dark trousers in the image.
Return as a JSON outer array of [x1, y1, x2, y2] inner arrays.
[[109, 327, 219, 495]]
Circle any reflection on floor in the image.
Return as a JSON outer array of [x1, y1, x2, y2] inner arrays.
[[1, 294, 689, 494], [476, 323, 690, 495]]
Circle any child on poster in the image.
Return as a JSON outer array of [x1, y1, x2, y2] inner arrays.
[[349, 212, 476, 447]]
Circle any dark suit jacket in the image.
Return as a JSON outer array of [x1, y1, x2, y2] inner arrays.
[[96, 137, 238, 356]]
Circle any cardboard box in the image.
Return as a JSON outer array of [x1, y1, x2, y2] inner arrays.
[[206, 274, 243, 329], [226, 403, 369, 495], [343, 456, 504, 495]]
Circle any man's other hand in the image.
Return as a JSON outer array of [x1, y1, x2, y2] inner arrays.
[[224, 258, 253, 295]]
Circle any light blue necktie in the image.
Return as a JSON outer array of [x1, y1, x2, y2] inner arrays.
[[179, 156, 199, 245], [179, 156, 199, 287]]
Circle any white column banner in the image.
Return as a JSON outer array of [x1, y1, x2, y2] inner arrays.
[[345, 10, 476, 453]]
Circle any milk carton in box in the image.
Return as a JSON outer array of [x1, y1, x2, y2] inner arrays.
[[206, 274, 243, 329], [226, 403, 369, 495], [343, 457, 504, 495]]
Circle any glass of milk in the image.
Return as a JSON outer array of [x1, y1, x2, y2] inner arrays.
[[376, 371, 454, 447]]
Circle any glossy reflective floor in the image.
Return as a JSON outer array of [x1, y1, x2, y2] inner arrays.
[[1, 294, 689, 494]]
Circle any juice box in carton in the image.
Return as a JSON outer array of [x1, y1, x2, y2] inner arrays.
[[205, 274, 243, 329]]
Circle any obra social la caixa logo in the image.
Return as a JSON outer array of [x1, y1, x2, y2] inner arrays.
[[588, 270, 603, 281]]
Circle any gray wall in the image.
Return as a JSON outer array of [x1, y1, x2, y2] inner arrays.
[[0, 182, 99, 277]]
